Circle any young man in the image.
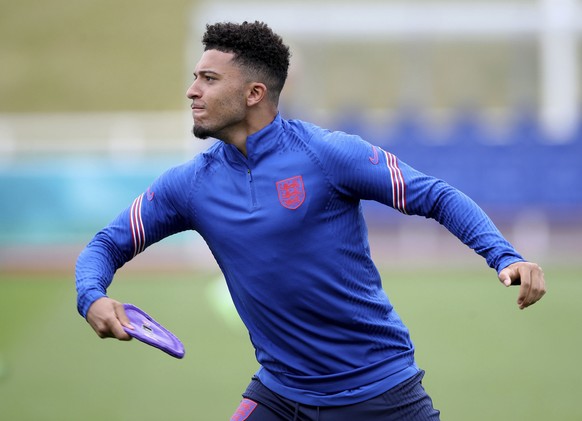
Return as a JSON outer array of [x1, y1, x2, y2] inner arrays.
[[76, 21, 546, 420]]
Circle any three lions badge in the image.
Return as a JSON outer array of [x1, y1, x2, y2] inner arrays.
[[276, 175, 305, 210]]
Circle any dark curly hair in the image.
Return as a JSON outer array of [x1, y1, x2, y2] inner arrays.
[[202, 21, 291, 104]]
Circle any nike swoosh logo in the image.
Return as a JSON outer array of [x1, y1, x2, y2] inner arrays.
[[369, 145, 379, 165], [146, 187, 155, 201]]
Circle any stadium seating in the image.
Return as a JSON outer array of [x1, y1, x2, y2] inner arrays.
[[345, 108, 582, 225]]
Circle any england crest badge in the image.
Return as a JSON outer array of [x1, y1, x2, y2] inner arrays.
[[276, 175, 305, 210]]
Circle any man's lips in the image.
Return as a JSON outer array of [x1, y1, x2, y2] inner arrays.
[[191, 105, 205, 119]]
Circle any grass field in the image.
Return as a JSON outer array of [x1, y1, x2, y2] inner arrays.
[[0, 265, 580, 420]]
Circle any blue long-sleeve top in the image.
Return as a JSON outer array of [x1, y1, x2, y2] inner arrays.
[[76, 114, 523, 406]]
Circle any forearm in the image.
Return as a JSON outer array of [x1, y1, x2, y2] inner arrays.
[[75, 232, 126, 318], [424, 181, 524, 272]]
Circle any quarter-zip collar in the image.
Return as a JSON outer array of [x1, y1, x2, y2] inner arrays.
[[223, 113, 283, 170]]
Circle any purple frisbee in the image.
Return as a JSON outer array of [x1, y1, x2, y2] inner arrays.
[[123, 303, 185, 359]]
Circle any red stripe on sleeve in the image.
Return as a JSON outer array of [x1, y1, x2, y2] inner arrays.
[[384, 151, 408, 214], [130, 194, 146, 257]]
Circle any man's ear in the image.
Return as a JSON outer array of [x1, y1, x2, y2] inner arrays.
[[246, 83, 267, 106]]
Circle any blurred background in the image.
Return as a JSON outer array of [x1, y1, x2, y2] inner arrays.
[[0, 0, 581, 420]]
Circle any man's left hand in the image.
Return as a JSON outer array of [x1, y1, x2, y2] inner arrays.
[[498, 262, 547, 309]]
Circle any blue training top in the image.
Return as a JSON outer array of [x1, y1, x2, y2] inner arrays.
[[76, 114, 523, 406]]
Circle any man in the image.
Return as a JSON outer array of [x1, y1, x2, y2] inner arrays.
[[76, 21, 546, 420]]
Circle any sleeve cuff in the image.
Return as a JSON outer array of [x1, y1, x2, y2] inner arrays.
[[77, 289, 107, 318]]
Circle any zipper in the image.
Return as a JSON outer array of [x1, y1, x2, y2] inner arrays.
[[247, 168, 258, 209]]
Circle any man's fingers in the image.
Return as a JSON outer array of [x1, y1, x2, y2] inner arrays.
[[499, 273, 512, 287], [114, 301, 134, 331], [110, 321, 132, 341], [111, 302, 133, 341], [93, 315, 132, 341], [87, 297, 132, 341], [499, 262, 547, 309], [516, 267, 532, 309], [498, 267, 518, 287], [520, 264, 547, 309]]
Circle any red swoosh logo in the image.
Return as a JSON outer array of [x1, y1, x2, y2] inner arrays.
[[369, 145, 379, 165]]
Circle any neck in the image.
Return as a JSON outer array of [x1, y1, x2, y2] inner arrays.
[[227, 106, 278, 157]]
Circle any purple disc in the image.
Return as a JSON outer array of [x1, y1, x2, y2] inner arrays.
[[123, 303, 185, 359]]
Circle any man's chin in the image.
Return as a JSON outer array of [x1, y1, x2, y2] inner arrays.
[[192, 126, 211, 140]]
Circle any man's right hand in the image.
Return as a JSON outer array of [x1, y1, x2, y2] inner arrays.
[[86, 297, 133, 340]]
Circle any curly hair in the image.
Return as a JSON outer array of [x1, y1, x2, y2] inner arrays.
[[202, 21, 291, 104]]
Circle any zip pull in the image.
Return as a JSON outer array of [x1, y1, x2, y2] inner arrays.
[[246, 168, 258, 208]]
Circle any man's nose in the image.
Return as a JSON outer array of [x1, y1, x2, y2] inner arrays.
[[186, 80, 199, 99]]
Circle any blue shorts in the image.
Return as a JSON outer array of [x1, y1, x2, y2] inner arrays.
[[231, 370, 440, 421]]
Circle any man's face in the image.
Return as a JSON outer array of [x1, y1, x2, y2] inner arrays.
[[186, 49, 249, 141]]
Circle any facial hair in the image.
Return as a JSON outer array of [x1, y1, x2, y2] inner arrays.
[[192, 124, 211, 140], [191, 91, 247, 142]]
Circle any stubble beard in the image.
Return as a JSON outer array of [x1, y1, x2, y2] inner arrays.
[[192, 122, 231, 142], [192, 111, 245, 143], [191, 96, 247, 142], [192, 124, 212, 140]]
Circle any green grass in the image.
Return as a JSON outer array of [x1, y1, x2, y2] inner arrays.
[[0, 266, 580, 420]]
